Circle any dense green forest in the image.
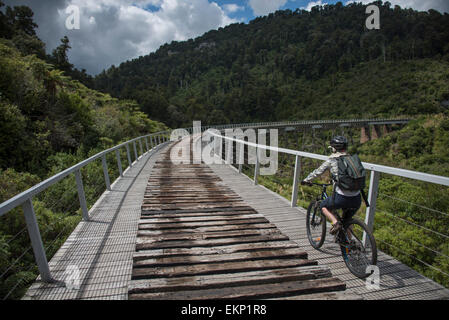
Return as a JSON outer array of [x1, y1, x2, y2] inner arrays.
[[94, 1, 449, 128], [0, 1, 167, 299]]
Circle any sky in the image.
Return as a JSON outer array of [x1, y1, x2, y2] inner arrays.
[[3, 0, 449, 75]]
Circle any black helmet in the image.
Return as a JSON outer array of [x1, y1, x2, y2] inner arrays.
[[330, 136, 348, 151]]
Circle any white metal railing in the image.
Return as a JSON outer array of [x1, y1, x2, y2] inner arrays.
[[209, 131, 449, 245], [0, 130, 170, 283]]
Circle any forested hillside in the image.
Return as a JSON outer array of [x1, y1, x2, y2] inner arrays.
[[94, 1, 449, 128], [0, 2, 167, 299]]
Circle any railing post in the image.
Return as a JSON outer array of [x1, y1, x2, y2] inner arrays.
[[126, 143, 132, 167], [138, 139, 143, 155], [75, 169, 89, 221], [102, 154, 111, 191], [226, 139, 233, 165], [254, 146, 260, 185], [149, 136, 154, 149], [238, 141, 244, 174], [363, 170, 380, 246], [22, 199, 53, 282], [133, 141, 138, 161], [145, 137, 149, 152], [291, 155, 301, 207], [115, 149, 123, 177]]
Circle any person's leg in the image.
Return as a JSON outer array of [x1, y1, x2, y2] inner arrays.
[[341, 195, 362, 240], [320, 195, 344, 235], [322, 207, 338, 224]]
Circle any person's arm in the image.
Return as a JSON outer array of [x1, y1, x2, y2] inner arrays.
[[303, 159, 332, 182]]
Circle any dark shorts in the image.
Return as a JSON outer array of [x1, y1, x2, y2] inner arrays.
[[320, 193, 362, 221]]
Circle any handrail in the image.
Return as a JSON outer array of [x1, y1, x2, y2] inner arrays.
[[211, 132, 449, 186], [0, 131, 169, 217]]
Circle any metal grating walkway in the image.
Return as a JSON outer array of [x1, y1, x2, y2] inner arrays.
[[23, 145, 167, 300]]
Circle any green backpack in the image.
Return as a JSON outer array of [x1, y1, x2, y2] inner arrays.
[[336, 154, 366, 192]]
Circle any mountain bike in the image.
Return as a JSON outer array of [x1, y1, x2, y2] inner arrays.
[[305, 182, 377, 279]]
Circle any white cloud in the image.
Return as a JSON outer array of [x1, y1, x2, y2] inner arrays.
[[302, 0, 328, 11], [4, 0, 237, 74], [223, 3, 245, 13], [248, 0, 288, 16], [344, 0, 449, 13]]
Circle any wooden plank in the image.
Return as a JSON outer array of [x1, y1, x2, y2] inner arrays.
[[137, 223, 277, 234], [129, 265, 332, 294], [141, 206, 255, 215], [133, 248, 309, 268], [131, 257, 318, 280], [141, 202, 247, 211], [136, 228, 282, 241], [142, 198, 245, 204], [133, 241, 301, 260], [138, 218, 270, 229], [138, 214, 265, 223], [136, 234, 290, 250], [140, 210, 258, 219], [129, 277, 345, 300]]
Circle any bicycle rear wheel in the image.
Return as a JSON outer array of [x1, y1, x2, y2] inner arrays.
[[306, 200, 326, 249], [340, 218, 377, 279]]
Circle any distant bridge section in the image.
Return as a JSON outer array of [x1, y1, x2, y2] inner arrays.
[[196, 118, 410, 144]]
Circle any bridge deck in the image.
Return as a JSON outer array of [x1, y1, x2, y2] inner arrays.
[[23, 141, 449, 300]]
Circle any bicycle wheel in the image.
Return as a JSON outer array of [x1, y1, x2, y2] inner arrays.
[[306, 200, 326, 249], [339, 218, 378, 279]]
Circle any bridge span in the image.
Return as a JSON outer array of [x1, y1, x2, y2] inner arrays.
[[1, 119, 448, 300]]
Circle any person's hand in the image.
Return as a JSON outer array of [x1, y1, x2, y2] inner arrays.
[[301, 180, 312, 186]]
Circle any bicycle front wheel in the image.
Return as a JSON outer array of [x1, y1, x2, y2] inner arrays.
[[340, 218, 378, 279], [306, 200, 326, 249]]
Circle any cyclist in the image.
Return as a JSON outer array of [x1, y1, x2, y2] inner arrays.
[[301, 136, 362, 236]]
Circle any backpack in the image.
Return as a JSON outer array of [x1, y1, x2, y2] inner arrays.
[[335, 154, 366, 192]]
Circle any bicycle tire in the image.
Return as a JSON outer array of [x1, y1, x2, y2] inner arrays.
[[339, 218, 378, 279], [306, 200, 326, 249]]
